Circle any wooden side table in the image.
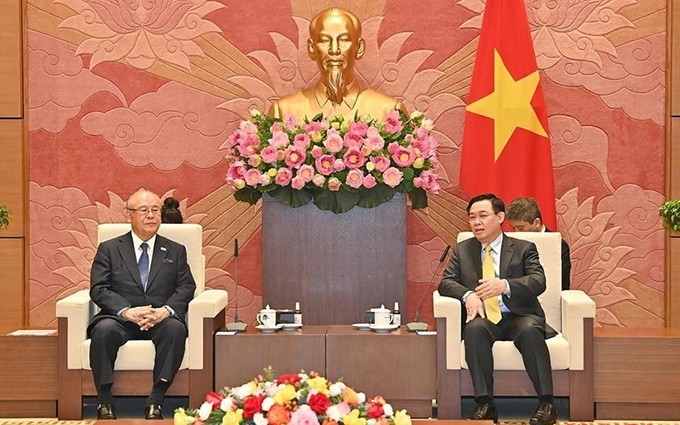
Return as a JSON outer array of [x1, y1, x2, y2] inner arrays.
[[325, 325, 437, 418], [214, 325, 328, 389], [0, 331, 58, 417]]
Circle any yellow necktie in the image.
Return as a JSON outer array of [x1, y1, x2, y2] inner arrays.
[[483, 244, 502, 324]]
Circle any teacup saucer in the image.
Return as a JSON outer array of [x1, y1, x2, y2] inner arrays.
[[281, 323, 303, 331], [256, 324, 283, 333], [352, 323, 371, 331], [368, 323, 399, 333]]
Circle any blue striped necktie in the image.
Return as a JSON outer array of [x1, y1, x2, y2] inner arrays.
[[139, 242, 149, 291]]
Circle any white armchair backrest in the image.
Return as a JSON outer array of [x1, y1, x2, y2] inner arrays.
[[457, 231, 563, 331], [98, 223, 205, 294]]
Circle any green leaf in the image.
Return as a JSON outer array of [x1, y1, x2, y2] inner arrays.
[[357, 184, 396, 209], [408, 187, 428, 209], [313, 189, 360, 214], [270, 186, 313, 208], [660, 199, 680, 231], [233, 188, 262, 205]]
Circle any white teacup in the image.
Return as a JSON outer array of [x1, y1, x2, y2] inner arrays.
[[371, 306, 394, 327], [257, 305, 277, 328]]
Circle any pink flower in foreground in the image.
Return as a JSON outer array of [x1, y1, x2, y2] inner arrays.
[[311, 145, 323, 159], [269, 131, 289, 149], [240, 120, 257, 134], [333, 159, 346, 172], [312, 174, 326, 187], [383, 110, 404, 134], [289, 405, 320, 425], [315, 155, 335, 176], [260, 174, 272, 186], [392, 146, 416, 167], [284, 146, 306, 169], [297, 164, 315, 182], [291, 176, 305, 190], [226, 161, 246, 184], [275, 168, 293, 186], [323, 129, 344, 153], [387, 142, 400, 155], [370, 155, 391, 173], [236, 134, 260, 157], [247, 155, 262, 167], [343, 130, 365, 149], [261, 146, 279, 164], [283, 113, 297, 131], [363, 174, 377, 189], [244, 169, 262, 186], [294, 133, 311, 150], [383, 167, 403, 188], [346, 169, 364, 189], [414, 170, 440, 193], [343, 148, 366, 169], [364, 127, 385, 151], [328, 177, 342, 191]]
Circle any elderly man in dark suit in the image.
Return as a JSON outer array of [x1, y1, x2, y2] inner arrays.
[[88, 189, 196, 420], [438, 193, 556, 425]]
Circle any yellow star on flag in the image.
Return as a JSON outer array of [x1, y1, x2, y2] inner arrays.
[[466, 49, 547, 161]]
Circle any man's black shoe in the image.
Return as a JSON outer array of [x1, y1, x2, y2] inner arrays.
[[96, 403, 116, 420], [529, 401, 557, 425], [468, 402, 498, 422], [144, 404, 163, 420]]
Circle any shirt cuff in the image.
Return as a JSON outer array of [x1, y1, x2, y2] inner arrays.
[[462, 290, 473, 303], [164, 305, 175, 317], [117, 307, 131, 320], [504, 279, 511, 297]]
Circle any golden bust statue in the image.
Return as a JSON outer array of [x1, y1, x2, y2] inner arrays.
[[269, 7, 405, 121]]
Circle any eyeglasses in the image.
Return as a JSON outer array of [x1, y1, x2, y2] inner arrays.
[[468, 212, 497, 222], [127, 206, 161, 216]]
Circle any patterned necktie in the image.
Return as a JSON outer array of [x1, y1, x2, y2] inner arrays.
[[139, 242, 149, 291], [483, 244, 502, 324]]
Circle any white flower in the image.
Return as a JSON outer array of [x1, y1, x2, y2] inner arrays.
[[253, 412, 268, 425], [356, 392, 366, 404], [298, 372, 309, 382], [250, 109, 261, 117], [262, 397, 275, 412], [326, 405, 342, 421], [367, 420, 376, 425], [235, 382, 254, 399], [421, 119, 434, 131], [410, 110, 423, 120], [383, 403, 394, 417], [198, 402, 213, 420], [220, 397, 234, 411], [329, 382, 345, 396]]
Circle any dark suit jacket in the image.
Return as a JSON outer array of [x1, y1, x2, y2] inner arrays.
[[438, 233, 556, 337], [88, 231, 196, 332], [545, 227, 571, 290]]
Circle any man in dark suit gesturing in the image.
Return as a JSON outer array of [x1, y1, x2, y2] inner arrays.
[[438, 193, 557, 425], [88, 189, 196, 420]]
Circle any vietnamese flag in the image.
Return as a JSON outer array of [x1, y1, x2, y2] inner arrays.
[[459, 0, 556, 229]]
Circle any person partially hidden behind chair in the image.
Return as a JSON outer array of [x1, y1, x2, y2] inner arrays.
[[89, 189, 196, 420], [506, 197, 571, 290], [438, 193, 557, 425], [161, 196, 183, 224], [269, 7, 405, 121]]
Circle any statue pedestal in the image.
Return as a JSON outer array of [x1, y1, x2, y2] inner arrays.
[[262, 194, 407, 325]]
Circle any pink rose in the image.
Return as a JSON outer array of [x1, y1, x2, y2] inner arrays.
[[239, 120, 257, 134], [363, 174, 377, 189], [315, 155, 335, 176], [415, 170, 439, 193], [225, 162, 246, 184], [348, 121, 369, 136], [328, 177, 341, 191], [236, 134, 260, 157], [333, 159, 346, 172], [343, 130, 364, 149], [294, 133, 311, 149], [364, 127, 385, 151], [275, 168, 293, 186], [323, 129, 344, 153], [312, 174, 326, 187], [383, 167, 403, 188], [260, 146, 279, 164], [311, 145, 323, 158], [291, 176, 305, 190], [387, 142, 400, 155], [392, 146, 416, 167], [283, 113, 297, 131], [343, 148, 366, 169], [370, 155, 391, 173], [284, 146, 306, 169], [269, 130, 289, 149], [303, 121, 322, 132], [346, 169, 364, 189], [289, 404, 320, 425], [248, 155, 262, 167], [259, 174, 272, 185], [383, 109, 404, 134], [297, 164, 315, 182], [244, 169, 262, 186]]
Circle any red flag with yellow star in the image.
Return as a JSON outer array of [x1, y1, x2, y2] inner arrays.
[[459, 0, 556, 229]]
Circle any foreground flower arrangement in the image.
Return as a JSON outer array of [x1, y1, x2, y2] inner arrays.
[[223, 109, 440, 214], [174, 369, 412, 425]]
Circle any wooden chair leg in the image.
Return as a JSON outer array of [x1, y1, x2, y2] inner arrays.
[[436, 317, 462, 419]]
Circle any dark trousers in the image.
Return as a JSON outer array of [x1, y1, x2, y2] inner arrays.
[[89, 317, 187, 393], [464, 313, 553, 399]]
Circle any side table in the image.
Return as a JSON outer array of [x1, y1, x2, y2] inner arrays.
[[214, 325, 328, 389]]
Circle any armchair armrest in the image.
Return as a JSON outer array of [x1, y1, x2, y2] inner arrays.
[[56, 289, 93, 369], [561, 290, 596, 370], [187, 289, 228, 369], [433, 290, 462, 370]]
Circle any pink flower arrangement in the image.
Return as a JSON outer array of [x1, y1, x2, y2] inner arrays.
[[222, 110, 441, 214], [174, 369, 413, 425]]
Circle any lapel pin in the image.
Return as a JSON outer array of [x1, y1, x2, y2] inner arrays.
[[160, 246, 167, 252]]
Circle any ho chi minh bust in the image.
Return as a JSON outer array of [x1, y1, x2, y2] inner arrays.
[[269, 7, 406, 121]]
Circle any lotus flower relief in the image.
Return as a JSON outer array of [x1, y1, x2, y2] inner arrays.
[[55, 0, 225, 70]]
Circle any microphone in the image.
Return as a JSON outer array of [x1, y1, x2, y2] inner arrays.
[[406, 245, 451, 332], [225, 239, 247, 332]]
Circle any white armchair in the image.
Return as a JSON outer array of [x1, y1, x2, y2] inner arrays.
[[433, 232, 595, 421], [56, 223, 228, 419]]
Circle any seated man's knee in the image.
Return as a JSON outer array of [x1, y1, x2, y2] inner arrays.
[[464, 318, 491, 339], [90, 318, 122, 340]]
